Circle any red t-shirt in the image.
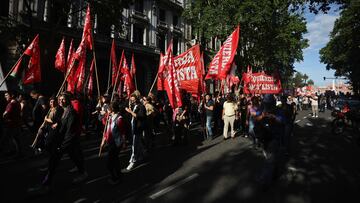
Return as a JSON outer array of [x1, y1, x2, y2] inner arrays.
[[4, 100, 21, 128], [71, 100, 84, 133]]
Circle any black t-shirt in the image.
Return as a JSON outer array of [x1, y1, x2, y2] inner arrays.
[[206, 100, 214, 117]]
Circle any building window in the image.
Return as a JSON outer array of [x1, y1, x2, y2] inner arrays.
[[173, 15, 178, 27], [173, 37, 179, 55], [133, 25, 144, 45], [134, 0, 144, 13], [159, 9, 166, 22], [158, 33, 166, 53]]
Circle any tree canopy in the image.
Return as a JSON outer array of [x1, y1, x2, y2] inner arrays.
[[319, 1, 360, 95], [183, 0, 309, 84]]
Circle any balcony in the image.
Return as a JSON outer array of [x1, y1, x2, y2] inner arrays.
[[157, 21, 169, 31], [131, 10, 149, 24], [172, 25, 182, 35], [157, 0, 184, 10]]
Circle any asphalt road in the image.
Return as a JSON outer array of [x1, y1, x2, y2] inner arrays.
[[1, 109, 359, 203]]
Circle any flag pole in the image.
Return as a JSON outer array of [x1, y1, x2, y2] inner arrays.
[[0, 53, 25, 87], [88, 6, 101, 99], [134, 75, 138, 90], [107, 41, 112, 92], [148, 72, 159, 95]]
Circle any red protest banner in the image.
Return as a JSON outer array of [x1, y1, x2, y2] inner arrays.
[[243, 72, 282, 94], [173, 44, 202, 94]]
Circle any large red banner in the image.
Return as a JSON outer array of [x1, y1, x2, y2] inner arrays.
[[243, 72, 282, 94], [205, 26, 240, 80], [173, 44, 202, 94], [157, 43, 182, 109]]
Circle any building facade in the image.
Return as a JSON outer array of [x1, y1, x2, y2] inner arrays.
[[0, 0, 192, 95]]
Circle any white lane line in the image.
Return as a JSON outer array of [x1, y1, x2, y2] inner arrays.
[[73, 198, 87, 203], [85, 175, 110, 184], [321, 124, 327, 128], [303, 116, 307, 119], [149, 173, 199, 200], [306, 123, 313, 127], [295, 120, 301, 123]]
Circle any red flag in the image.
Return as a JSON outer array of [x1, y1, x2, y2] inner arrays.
[[205, 26, 240, 80], [23, 34, 41, 85], [67, 39, 74, 67], [110, 39, 117, 86], [55, 37, 66, 72], [159, 42, 182, 109], [121, 67, 134, 97], [243, 71, 282, 94], [82, 5, 93, 50], [173, 44, 202, 94], [247, 65, 252, 74], [10, 57, 23, 77], [74, 40, 87, 93], [130, 53, 136, 78], [87, 58, 95, 96], [119, 53, 135, 96], [115, 50, 125, 87], [66, 53, 77, 93], [157, 53, 165, 91]]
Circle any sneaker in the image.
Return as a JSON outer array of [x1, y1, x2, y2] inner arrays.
[[72, 172, 88, 184], [126, 162, 135, 171], [312, 115, 315, 118], [108, 178, 121, 185], [315, 115, 318, 118], [27, 185, 49, 196], [68, 166, 78, 173]]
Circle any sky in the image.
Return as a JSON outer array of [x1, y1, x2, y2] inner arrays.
[[294, 5, 342, 87]]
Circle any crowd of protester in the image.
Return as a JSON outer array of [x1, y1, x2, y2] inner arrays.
[[0, 88, 353, 194]]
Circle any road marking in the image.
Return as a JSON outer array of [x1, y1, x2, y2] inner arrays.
[[321, 124, 327, 128], [85, 175, 110, 184], [295, 120, 301, 123], [149, 173, 199, 200], [306, 123, 313, 127], [73, 198, 87, 203], [303, 116, 307, 119]]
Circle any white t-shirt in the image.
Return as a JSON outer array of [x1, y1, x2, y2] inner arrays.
[[310, 97, 318, 106], [223, 101, 237, 116]]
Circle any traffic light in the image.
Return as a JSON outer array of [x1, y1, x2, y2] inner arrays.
[[323, 77, 326, 80]]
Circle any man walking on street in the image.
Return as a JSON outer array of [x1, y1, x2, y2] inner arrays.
[[28, 93, 87, 195], [204, 94, 214, 140], [125, 93, 146, 171]]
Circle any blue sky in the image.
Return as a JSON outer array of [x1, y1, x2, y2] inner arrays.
[[294, 5, 342, 86]]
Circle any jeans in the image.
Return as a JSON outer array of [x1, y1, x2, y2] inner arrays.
[[206, 116, 213, 139], [248, 119, 257, 145]]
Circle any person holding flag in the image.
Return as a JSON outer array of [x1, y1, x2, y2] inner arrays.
[[28, 93, 88, 195], [100, 101, 126, 185], [124, 93, 146, 171]]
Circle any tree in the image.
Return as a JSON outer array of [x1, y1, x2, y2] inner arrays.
[[303, 73, 309, 84], [293, 72, 306, 87], [183, 0, 309, 85], [319, 1, 360, 95], [307, 79, 314, 86]]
